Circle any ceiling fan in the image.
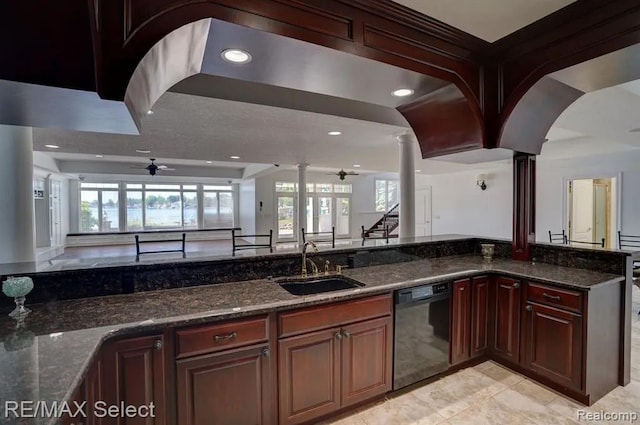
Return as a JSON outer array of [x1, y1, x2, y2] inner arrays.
[[327, 169, 359, 180], [131, 158, 176, 176]]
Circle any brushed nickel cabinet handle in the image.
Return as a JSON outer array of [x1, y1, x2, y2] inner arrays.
[[335, 332, 343, 340], [262, 348, 270, 358], [153, 339, 163, 350], [513, 282, 520, 289], [214, 331, 237, 342], [526, 305, 533, 312], [342, 330, 350, 338]]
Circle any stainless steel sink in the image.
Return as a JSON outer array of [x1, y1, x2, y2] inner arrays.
[[276, 275, 364, 296]]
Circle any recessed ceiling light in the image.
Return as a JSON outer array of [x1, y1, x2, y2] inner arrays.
[[147, 110, 154, 115], [136, 149, 151, 154], [45, 144, 60, 149], [230, 155, 240, 160], [415, 169, 421, 173], [95, 155, 103, 158], [206, 161, 213, 164], [328, 131, 342, 136], [221, 49, 252, 64], [392, 88, 415, 97], [353, 164, 361, 168]]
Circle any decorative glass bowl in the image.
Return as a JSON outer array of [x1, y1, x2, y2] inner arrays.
[[2, 276, 34, 319], [480, 243, 495, 261]]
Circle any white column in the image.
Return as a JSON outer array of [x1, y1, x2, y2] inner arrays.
[[297, 163, 308, 240], [397, 133, 416, 239], [0, 125, 35, 263]]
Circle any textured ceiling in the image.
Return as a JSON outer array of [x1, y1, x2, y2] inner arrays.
[[34, 92, 411, 173], [392, 0, 577, 42]]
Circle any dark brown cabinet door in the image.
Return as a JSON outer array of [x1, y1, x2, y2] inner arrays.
[[101, 334, 167, 425], [523, 302, 583, 390], [471, 275, 490, 358], [492, 277, 521, 363], [278, 328, 341, 425], [176, 344, 272, 425], [451, 278, 471, 365], [341, 316, 393, 408]]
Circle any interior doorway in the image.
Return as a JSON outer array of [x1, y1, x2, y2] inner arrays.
[[415, 187, 432, 237], [566, 177, 617, 249]]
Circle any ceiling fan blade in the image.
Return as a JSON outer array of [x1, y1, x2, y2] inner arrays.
[[160, 168, 176, 171], [129, 166, 146, 169], [347, 172, 359, 175]]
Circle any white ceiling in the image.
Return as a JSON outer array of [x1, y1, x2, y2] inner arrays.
[[542, 81, 640, 158], [392, 0, 577, 42], [35, 92, 412, 175]]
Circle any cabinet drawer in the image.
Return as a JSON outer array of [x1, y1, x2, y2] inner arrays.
[[526, 282, 583, 313], [176, 316, 268, 358], [278, 294, 392, 338]]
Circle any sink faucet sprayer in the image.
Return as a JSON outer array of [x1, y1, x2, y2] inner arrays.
[[301, 241, 319, 277]]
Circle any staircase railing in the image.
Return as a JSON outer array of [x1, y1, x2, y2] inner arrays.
[[362, 203, 399, 240]]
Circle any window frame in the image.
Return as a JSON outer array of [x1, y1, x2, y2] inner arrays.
[[374, 178, 399, 212]]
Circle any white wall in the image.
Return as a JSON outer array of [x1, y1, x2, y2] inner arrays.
[[419, 164, 513, 239], [536, 150, 640, 243]]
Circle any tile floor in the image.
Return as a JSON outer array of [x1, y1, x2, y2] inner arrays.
[[324, 286, 640, 425]]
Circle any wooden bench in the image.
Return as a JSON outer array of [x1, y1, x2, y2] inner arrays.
[[301, 227, 335, 248], [232, 229, 273, 255], [135, 232, 186, 261]]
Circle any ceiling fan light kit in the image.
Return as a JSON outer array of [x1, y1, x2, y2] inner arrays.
[[327, 169, 359, 180], [130, 158, 176, 176]]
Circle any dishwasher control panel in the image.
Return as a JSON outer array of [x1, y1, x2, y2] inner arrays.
[[397, 282, 450, 303]]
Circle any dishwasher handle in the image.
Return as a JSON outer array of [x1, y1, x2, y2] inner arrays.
[[395, 292, 450, 309]]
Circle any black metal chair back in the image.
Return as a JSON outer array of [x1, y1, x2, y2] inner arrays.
[[548, 230, 567, 244]]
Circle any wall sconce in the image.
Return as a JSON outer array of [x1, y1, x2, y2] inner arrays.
[[476, 173, 487, 191]]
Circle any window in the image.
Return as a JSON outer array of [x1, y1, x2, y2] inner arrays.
[[375, 179, 398, 212], [333, 184, 352, 193], [274, 181, 353, 239], [79, 183, 120, 232], [275, 182, 296, 192], [126, 183, 201, 230], [80, 182, 234, 232], [203, 185, 234, 228]]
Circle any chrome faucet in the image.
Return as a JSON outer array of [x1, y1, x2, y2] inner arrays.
[[301, 241, 319, 277]]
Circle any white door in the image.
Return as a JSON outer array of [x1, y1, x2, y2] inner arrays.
[[415, 188, 432, 237], [570, 179, 594, 243], [277, 194, 296, 241], [593, 183, 608, 247]]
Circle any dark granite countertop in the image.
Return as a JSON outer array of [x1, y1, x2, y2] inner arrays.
[[0, 254, 624, 424]]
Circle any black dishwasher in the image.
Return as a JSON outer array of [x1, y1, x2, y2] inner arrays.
[[393, 282, 450, 390]]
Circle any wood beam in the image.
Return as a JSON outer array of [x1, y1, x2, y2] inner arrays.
[[512, 153, 536, 261]]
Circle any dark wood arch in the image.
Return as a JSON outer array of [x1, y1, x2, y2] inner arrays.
[[493, 0, 640, 154], [88, 0, 489, 159]]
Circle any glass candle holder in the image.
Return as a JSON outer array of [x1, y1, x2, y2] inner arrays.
[[2, 276, 34, 319]]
